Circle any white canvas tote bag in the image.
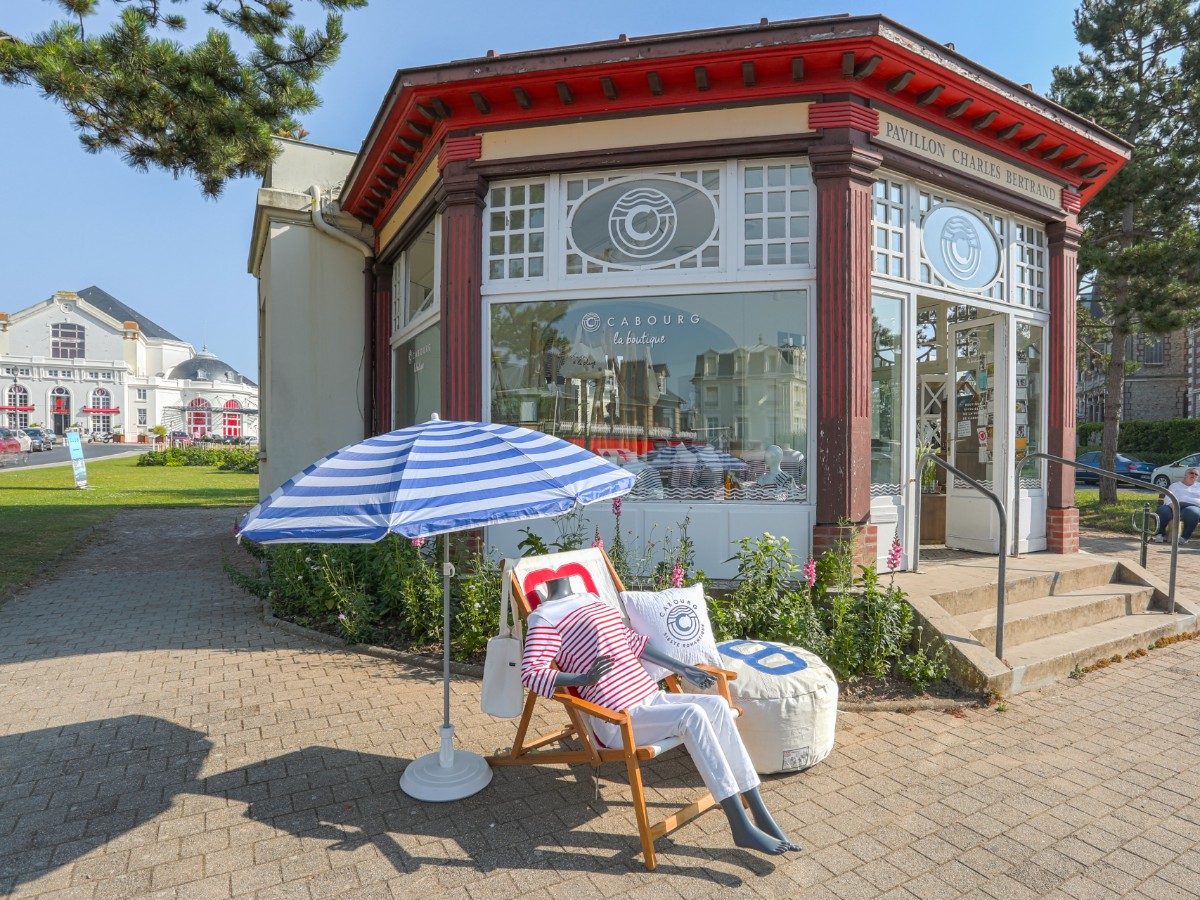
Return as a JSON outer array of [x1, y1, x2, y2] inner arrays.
[[481, 560, 525, 718]]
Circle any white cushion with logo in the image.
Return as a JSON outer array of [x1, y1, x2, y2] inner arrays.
[[619, 585, 721, 682], [714, 639, 838, 774]]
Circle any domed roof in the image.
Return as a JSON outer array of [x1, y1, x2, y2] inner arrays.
[[168, 347, 257, 386]]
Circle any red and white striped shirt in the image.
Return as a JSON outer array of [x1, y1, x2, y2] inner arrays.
[[521, 594, 659, 711]]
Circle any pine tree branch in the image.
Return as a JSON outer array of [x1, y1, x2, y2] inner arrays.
[[1, 0, 367, 195]]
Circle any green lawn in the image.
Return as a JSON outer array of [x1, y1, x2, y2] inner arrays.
[[1075, 488, 1161, 535], [0, 456, 258, 595]]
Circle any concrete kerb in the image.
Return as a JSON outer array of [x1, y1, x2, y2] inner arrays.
[[257, 600, 968, 712]]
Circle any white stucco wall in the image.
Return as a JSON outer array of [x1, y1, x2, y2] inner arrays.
[[250, 138, 371, 497], [7, 303, 124, 362]]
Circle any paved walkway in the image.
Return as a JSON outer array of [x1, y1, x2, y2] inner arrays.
[[2, 511, 1200, 899]]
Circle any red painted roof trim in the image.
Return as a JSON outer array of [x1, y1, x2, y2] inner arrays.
[[809, 101, 880, 134], [344, 25, 1130, 224]]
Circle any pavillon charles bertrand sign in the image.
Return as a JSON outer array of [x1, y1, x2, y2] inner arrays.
[[874, 111, 1062, 210]]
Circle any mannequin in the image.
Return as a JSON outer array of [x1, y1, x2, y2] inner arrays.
[[757, 445, 794, 487], [524, 576, 799, 855]]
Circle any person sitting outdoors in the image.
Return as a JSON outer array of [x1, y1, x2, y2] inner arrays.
[[1152, 466, 1200, 544]]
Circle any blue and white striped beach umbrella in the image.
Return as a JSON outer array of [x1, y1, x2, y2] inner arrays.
[[238, 416, 634, 543], [237, 415, 634, 801]]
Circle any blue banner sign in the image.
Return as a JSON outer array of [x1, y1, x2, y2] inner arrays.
[[66, 432, 88, 489]]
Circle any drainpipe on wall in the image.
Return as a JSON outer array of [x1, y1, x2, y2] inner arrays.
[[307, 185, 376, 437]]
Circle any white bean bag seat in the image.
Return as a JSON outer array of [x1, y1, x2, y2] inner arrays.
[[715, 639, 838, 774]]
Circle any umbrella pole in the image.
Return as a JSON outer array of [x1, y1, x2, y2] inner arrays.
[[399, 531, 493, 802], [442, 536, 452, 733]]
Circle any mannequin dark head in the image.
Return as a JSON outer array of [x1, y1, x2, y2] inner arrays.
[[543, 576, 574, 602]]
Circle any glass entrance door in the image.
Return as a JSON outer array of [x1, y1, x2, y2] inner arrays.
[[945, 315, 1008, 553]]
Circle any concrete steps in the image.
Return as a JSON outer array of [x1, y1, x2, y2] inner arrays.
[[894, 555, 1198, 697], [959, 584, 1156, 650], [1003, 612, 1190, 694]]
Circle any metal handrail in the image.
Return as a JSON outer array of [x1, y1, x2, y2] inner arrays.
[[913, 452, 1009, 659], [1024, 452, 1179, 614]]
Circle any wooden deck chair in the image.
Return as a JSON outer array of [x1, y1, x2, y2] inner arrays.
[[487, 548, 739, 870]]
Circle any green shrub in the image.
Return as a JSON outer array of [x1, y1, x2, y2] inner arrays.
[[140, 446, 257, 472], [453, 549, 503, 660], [709, 526, 948, 691], [229, 514, 948, 690], [1078, 418, 1200, 461], [710, 533, 823, 651]]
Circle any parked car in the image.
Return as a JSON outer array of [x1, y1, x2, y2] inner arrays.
[[0, 427, 29, 465], [42, 429, 58, 448], [1075, 450, 1156, 485], [0, 429, 23, 465], [2, 427, 32, 453], [22, 427, 50, 451], [1150, 453, 1200, 490]]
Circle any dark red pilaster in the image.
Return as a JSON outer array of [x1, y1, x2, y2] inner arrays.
[[809, 128, 883, 540], [1046, 218, 1082, 552], [437, 161, 487, 422]]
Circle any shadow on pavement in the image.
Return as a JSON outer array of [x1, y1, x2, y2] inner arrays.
[[0, 717, 756, 892], [0, 715, 212, 892]]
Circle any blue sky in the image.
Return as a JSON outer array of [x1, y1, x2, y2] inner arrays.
[[0, 1, 1082, 378]]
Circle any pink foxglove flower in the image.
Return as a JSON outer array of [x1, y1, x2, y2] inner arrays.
[[592, 529, 604, 550], [670, 563, 685, 588], [887, 536, 903, 571], [612, 496, 623, 517], [803, 557, 817, 585], [411, 536, 426, 549]]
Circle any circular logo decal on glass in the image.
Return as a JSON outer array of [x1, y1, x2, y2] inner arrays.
[[664, 602, 703, 647], [568, 176, 718, 269], [609, 188, 677, 258], [581, 312, 601, 333], [921, 204, 1001, 290]]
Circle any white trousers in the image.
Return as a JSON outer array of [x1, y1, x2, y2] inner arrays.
[[591, 692, 759, 803]]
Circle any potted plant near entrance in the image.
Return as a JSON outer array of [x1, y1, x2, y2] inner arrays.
[[112, 429, 124, 444], [916, 439, 946, 544], [151, 425, 167, 445]]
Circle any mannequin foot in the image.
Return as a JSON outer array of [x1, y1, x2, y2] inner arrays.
[[719, 795, 791, 855], [743, 787, 801, 851]]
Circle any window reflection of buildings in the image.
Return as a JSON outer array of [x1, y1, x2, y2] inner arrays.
[[690, 339, 807, 454], [561, 356, 691, 443]]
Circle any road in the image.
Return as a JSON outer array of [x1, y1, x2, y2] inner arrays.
[[5, 440, 152, 469]]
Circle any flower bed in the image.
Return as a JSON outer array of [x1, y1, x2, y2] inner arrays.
[[228, 507, 951, 694]]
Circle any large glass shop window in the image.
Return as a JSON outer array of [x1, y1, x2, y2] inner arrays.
[[871, 296, 904, 495], [490, 291, 809, 502], [392, 219, 437, 331], [395, 324, 441, 428], [1017, 322, 1043, 487]]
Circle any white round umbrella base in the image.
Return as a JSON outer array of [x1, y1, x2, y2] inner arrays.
[[400, 749, 493, 802]]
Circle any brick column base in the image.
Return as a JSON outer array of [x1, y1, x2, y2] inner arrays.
[[1046, 508, 1079, 554], [812, 523, 877, 567]]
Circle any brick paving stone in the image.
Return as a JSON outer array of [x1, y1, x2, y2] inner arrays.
[[5, 511, 1200, 898], [1137, 876, 1197, 899]]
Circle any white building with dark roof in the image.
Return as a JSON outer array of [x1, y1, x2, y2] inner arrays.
[[0, 287, 258, 441]]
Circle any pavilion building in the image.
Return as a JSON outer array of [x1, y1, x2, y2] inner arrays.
[[249, 14, 1129, 576]]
